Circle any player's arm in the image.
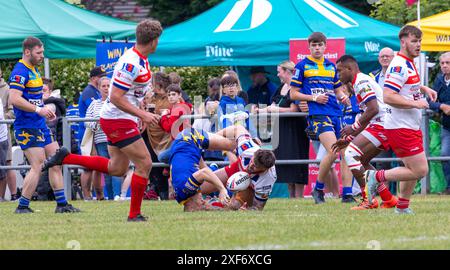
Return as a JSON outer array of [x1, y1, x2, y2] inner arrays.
[[383, 88, 428, 109], [193, 166, 229, 205], [334, 85, 350, 106], [9, 89, 55, 119]]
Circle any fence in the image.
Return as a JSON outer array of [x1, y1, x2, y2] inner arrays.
[[2, 110, 450, 198]]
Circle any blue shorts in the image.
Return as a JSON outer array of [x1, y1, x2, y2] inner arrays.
[[343, 113, 358, 127], [14, 127, 54, 150], [306, 115, 342, 141], [170, 128, 210, 204]]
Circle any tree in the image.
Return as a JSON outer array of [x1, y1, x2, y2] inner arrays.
[[370, 0, 450, 26], [138, 0, 223, 26]]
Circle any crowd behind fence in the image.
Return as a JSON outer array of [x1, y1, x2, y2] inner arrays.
[[1, 110, 450, 198]]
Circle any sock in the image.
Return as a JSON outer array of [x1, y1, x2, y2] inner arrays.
[[396, 197, 410, 209], [63, 154, 109, 174], [360, 186, 367, 200], [18, 196, 30, 208], [129, 173, 148, 219], [342, 187, 352, 196], [377, 182, 393, 202], [315, 181, 325, 191], [375, 170, 386, 183], [54, 189, 68, 206]]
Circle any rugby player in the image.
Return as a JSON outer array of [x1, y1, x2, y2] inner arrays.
[[9, 37, 80, 214], [290, 32, 350, 204], [200, 126, 276, 211], [332, 55, 397, 210], [43, 20, 163, 221], [365, 25, 437, 214]]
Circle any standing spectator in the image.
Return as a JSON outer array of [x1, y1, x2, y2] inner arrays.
[[66, 92, 81, 154], [430, 52, 450, 194], [0, 97, 9, 201], [256, 61, 309, 198], [85, 77, 122, 200], [201, 78, 223, 162], [247, 66, 277, 106], [0, 67, 18, 201], [158, 84, 192, 163], [78, 66, 105, 201], [370, 47, 397, 195], [224, 70, 248, 104], [145, 72, 172, 200], [218, 75, 248, 130], [168, 71, 192, 104]]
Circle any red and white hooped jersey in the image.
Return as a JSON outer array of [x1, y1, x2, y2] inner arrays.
[[101, 47, 152, 123], [383, 53, 423, 130], [352, 72, 385, 126]]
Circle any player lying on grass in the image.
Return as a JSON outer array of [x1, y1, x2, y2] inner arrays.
[[169, 127, 242, 212], [332, 55, 397, 210], [200, 125, 277, 211]]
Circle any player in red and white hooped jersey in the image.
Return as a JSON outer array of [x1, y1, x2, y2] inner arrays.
[[200, 126, 277, 211], [333, 55, 397, 211], [364, 25, 437, 214], [42, 19, 163, 222]]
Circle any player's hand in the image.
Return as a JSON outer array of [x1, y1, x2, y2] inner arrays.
[[332, 139, 349, 153], [298, 101, 309, 113], [37, 106, 56, 120], [218, 189, 230, 206], [141, 111, 160, 126], [341, 125, 354, 137], [422, 86, 438, 102], [314, 94, 328, 104], [440, 104, 450, 115], [239, 202, 248, 211], [414, 99, 429, 109]]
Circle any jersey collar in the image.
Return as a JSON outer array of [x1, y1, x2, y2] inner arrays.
[[307, 55, 325, 64], [19, 59, 35, 70], [397, 52, 414, 62], [132, 47, 147, 61], [351, 72, 360, 87]]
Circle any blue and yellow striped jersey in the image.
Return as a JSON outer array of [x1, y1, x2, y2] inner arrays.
[[290, 56, 342, 117], [8, 59, 46, 129]]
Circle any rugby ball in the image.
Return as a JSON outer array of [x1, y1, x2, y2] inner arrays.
[[226, 172, 251, 192]]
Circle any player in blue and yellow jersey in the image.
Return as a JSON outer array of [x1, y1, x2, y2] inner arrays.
[[169, 126, 248, 212], [290, 32, 350, 204], [8, 37, 80, 214]]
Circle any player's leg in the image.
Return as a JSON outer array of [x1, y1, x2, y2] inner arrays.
[[206, 132, 237, 152], [16, 147, 45, 213], [44, 141, 80, 213], [117, 138, 152, 221], [315, 131, 338, 202], [340, 154, 355, 203]]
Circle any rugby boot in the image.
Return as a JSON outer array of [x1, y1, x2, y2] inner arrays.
[[42, 147, 69, 172]]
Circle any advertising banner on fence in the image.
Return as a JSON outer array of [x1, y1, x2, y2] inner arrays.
[[289, 38, 346, 197], [289, 38, 346, 64], [96, 41, 135, 78]]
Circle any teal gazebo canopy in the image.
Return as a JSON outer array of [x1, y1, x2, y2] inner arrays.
[[0, 0, 137, 59], [151, 0, 401, 67]]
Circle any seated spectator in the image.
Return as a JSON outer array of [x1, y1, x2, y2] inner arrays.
[[247, 66, 277, 106], [168, 71, 192, 104], [85, 77, 122, 200], [158, 84, 192, 163]]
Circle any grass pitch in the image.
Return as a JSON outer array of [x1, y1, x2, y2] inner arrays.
[[1, 195, 450, 250]]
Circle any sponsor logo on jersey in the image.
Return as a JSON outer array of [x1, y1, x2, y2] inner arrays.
[[390, 66, 403, 75]]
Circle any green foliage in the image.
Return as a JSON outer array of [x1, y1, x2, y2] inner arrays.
[[162, 66, 228, 100], [370, 0, 450, 26], [138, 0, 223, 26], [51, 59, 95, 104]]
